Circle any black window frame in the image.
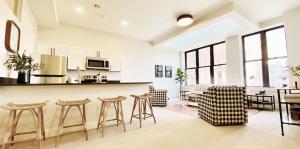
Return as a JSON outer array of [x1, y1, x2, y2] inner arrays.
[[185, 41, 226, 85], [242, 25, 287, 87]]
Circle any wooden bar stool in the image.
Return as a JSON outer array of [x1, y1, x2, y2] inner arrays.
[[130, 93, 156, 128], [55, 99, 91, 147], [1, 101, 48, 149], [97, 96, 126, 138]]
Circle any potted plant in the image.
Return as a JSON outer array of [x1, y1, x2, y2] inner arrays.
[[175, 68, 186, 97], [288, 65, 300, 88], [4, 51, 40, 84]]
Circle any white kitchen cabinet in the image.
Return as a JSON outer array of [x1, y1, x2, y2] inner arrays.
[[86, 49, 110, 59], [53, 44, 68, 57], [109, 53, 122, 72], [37, 43, 68, 57], [37, 43, 52, 55], [67, 48, 86, 70], [86, 49, 100, 57], [100, 51, 110, 59]]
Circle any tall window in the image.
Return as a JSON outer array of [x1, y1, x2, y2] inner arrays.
[[185, 42, 226, 85], [243, 26, 288, 87]]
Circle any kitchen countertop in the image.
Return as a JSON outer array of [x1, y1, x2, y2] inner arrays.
[[0, 82, 153, 87]]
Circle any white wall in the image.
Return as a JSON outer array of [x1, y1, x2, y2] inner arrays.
[[0, 0, 37, 78], [284, 7, 300, 83], [225, 35, 244, 85], [37, 24, 180, 98]]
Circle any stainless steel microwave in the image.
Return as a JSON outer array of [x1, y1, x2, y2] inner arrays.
[[86, 57, 110, 70]]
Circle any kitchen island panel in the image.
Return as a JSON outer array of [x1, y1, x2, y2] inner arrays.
[[0, 83, 150, 140]]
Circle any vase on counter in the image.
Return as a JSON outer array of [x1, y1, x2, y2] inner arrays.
[[17, 71, 30, 84]]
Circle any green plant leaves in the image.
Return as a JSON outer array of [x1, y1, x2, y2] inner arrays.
[[175, 68, 186, 85], [4, 50, 40, 72]]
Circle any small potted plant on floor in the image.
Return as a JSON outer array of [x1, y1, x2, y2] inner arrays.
[[4, 51, 40, 84], [175, 68, 186, 97]]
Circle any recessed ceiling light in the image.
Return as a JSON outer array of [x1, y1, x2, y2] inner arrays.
[[177, 14, 193, 27], [121, 20, 128, 26], [74, 6, 84, 13]]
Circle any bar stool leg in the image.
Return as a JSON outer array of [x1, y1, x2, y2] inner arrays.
[[2, 110, 14, 149], [81, 105, 88, 141], [55, 106, 65, 147], [146, 98, 156, 124], [113, 102, 119, 126], [138, 99, 142, 128], [37, 108, 43, 149], [130, 98, 137, 124], [10, 110, 17, 146], [41, 109, 46, 140], [97, 102, 105, 130], [101, 102, 110, 138], [119, 101, 126, 132], [143, 100, 147, 120]]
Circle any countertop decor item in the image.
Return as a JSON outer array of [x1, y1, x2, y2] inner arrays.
[[4, 50, 40, 84], [175, 68, 186, 98]]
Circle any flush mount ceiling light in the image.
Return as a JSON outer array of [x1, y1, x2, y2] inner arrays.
[[121, 20, 128, 26], [177, 14, 193, 27], [74, 6, 84, 13]]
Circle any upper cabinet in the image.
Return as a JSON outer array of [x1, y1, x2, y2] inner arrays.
[[37, 43, 51, 55], [101, 51, 110, 59], [37, 43, 122, 71], [67, 47, 86, 70], [86, 49, 110, 59], [109, 52, 122, 72], [86, 49, 99, 57], [37, 43, 68, 57]]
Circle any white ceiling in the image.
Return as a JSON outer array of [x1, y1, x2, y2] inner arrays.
[[27, 0, 300, 49], [233, 0, 300, 23]]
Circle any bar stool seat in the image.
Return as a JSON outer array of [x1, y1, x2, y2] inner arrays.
[[97, 96, 126, 138], [55, 99, 91, 147], [1, 101, 48, 149], [130, 93, 156, 128]]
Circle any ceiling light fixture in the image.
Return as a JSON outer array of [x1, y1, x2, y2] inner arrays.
[[177, 14, 193, 27], [121, 20, 128, 26], [74, 6, 84, 13]]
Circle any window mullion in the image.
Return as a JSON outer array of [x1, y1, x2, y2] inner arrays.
[[210, 46, 214, 84], [261, 32, 270, 87], [196, 50, 199, 84]]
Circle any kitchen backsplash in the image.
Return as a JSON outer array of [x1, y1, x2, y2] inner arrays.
[[67, 70, 121, 81]]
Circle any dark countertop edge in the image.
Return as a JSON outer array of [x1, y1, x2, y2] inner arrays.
[[0, 82, 153, 87]]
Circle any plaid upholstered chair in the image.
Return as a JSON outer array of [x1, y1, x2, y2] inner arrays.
[[197, 86, 248, 126], [149, 85, 168, 107]]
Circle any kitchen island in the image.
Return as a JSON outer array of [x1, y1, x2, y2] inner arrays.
[[0, 81, 152, 139], [0, 82, 153, 86]]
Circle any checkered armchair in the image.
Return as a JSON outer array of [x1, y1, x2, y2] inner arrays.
[[197, 86, 248, 126], [149, 85, 168, 107]]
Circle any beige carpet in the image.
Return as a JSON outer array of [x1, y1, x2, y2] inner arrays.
[[3, 108, 300, 149], [163, 100, 260, 117]]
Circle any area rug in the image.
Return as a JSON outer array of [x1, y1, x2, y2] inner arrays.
[[163, 100, 260, 117]]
